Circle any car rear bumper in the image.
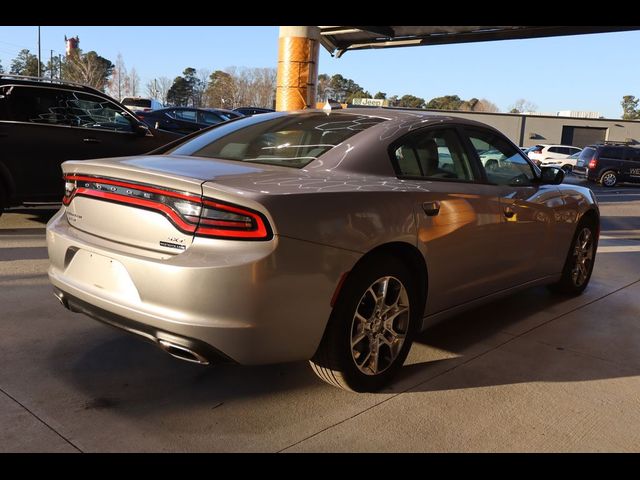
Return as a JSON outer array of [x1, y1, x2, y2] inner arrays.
[[47, 208, 360, 365]]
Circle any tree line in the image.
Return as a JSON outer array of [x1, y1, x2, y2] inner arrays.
[[318, 73, 540, 114], [2, 49, 277, 110], [8, 50, 636, 120]]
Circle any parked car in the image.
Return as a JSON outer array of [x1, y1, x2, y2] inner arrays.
[[526, 144, 582, 166], [573, 143, 640, 187], [541, 150, 582, 173], [0, 75, 180, 216], [121, 97, 163, 112], [137, 107, 244, 135], [233, 107, 275, 116], [47, 109, 599, 392]]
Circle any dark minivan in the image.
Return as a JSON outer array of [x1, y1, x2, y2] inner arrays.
[[0, 75, 179, 215], [573, 144, 640, 187]]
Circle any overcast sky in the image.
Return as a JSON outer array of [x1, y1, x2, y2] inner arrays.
[[0, 26, 638, 118]]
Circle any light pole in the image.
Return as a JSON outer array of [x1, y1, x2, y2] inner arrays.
[[37, 26, 41, 77]]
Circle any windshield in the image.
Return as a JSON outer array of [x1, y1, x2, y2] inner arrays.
[[168, 112, 386, 168]]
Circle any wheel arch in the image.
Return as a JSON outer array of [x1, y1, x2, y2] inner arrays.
[[339, 241, 428, 318], [579, 208, 600, 239]]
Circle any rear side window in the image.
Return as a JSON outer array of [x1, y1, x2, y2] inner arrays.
[[199, 111, 225, 125], [391, 128, 476, 181], [629, 148, 640, 161], [600, 147, 627, 160], [1, 86, 74, 126], [548, 147, 561, 154]]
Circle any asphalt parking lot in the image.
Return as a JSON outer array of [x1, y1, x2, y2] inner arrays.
[[1, 176, 640, 452]]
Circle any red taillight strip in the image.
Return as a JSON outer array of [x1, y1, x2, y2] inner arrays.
[[196, 199, 269, 239], [63, 175, 273, 241], [65, 175, 200, 203], [72, 188, 197, 234]]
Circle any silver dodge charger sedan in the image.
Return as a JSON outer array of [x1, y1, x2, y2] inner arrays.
[[46, 108, 599, 392]]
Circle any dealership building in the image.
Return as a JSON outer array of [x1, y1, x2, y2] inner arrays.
[[407, 109, 640, 149]]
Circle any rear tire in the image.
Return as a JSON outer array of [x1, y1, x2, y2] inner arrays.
[[548, 217, 597, 295], [310, 256, 421, 392], [600, 170, 618, 187]]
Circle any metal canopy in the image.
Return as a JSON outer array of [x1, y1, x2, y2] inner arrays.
[[319, 26, 640, 57]]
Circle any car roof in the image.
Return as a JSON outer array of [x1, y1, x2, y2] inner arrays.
[[0, 74, 105, 97]]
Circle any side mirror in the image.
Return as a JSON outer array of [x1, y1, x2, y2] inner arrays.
[[539, 166, 565, 185], [134, 123, 151, 137]]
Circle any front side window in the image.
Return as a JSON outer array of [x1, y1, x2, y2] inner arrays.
[[173, 109, 197, 123], [65, 91, 134, 132], [466, 127, 536, 186], [392, 128, 476, 181], [170, 112, 385, 168]]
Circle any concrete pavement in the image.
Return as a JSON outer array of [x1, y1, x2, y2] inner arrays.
[[1, 181, 639, 452]]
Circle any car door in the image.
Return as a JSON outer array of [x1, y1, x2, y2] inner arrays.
[[390, 126, 506, 314], [626, 148, 640, 181], [463, 126, 562, 286], [0, 85, 90, 201]]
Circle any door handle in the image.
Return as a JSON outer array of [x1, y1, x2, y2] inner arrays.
[[503, 207, 516, 218], [83, 137, 101, 143], [422, 201, 440, 216]]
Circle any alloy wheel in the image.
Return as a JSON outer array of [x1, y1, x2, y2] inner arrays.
[[350, 276, 410, 376], [571, 227, 594, 287], [602, 172, 617, 187]]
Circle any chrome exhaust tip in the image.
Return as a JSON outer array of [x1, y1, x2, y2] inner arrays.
[[54, 290, 69, 309], [158, 339, 210, 365]]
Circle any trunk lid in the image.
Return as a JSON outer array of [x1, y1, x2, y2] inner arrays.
[[61, 155, 264, 254]]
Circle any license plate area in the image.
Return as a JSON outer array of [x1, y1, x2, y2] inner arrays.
[[65, 249, 140, 302]]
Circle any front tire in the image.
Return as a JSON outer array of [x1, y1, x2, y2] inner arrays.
[[548, 217, 597, 295], [310, 256, 421, 392]]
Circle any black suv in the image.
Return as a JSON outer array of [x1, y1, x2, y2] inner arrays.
[[0, 75, 180, 215], [573, 143, 640, 187]]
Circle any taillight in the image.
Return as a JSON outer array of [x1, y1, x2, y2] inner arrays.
[[588, 157, 597, 169], [61, 175, 272, 241], [63, 179, 76, 204], [195, 199, 270, 240]]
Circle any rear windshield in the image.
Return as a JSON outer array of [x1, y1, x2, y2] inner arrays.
[[579, 147, 596, 161], [122, 98, 151, 108], [169, 112, 386, 168]]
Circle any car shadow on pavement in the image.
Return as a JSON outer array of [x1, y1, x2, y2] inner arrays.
[[389, 281, 638, 394], [1, 207, 58, 226], [48, 326, 321, 414]]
